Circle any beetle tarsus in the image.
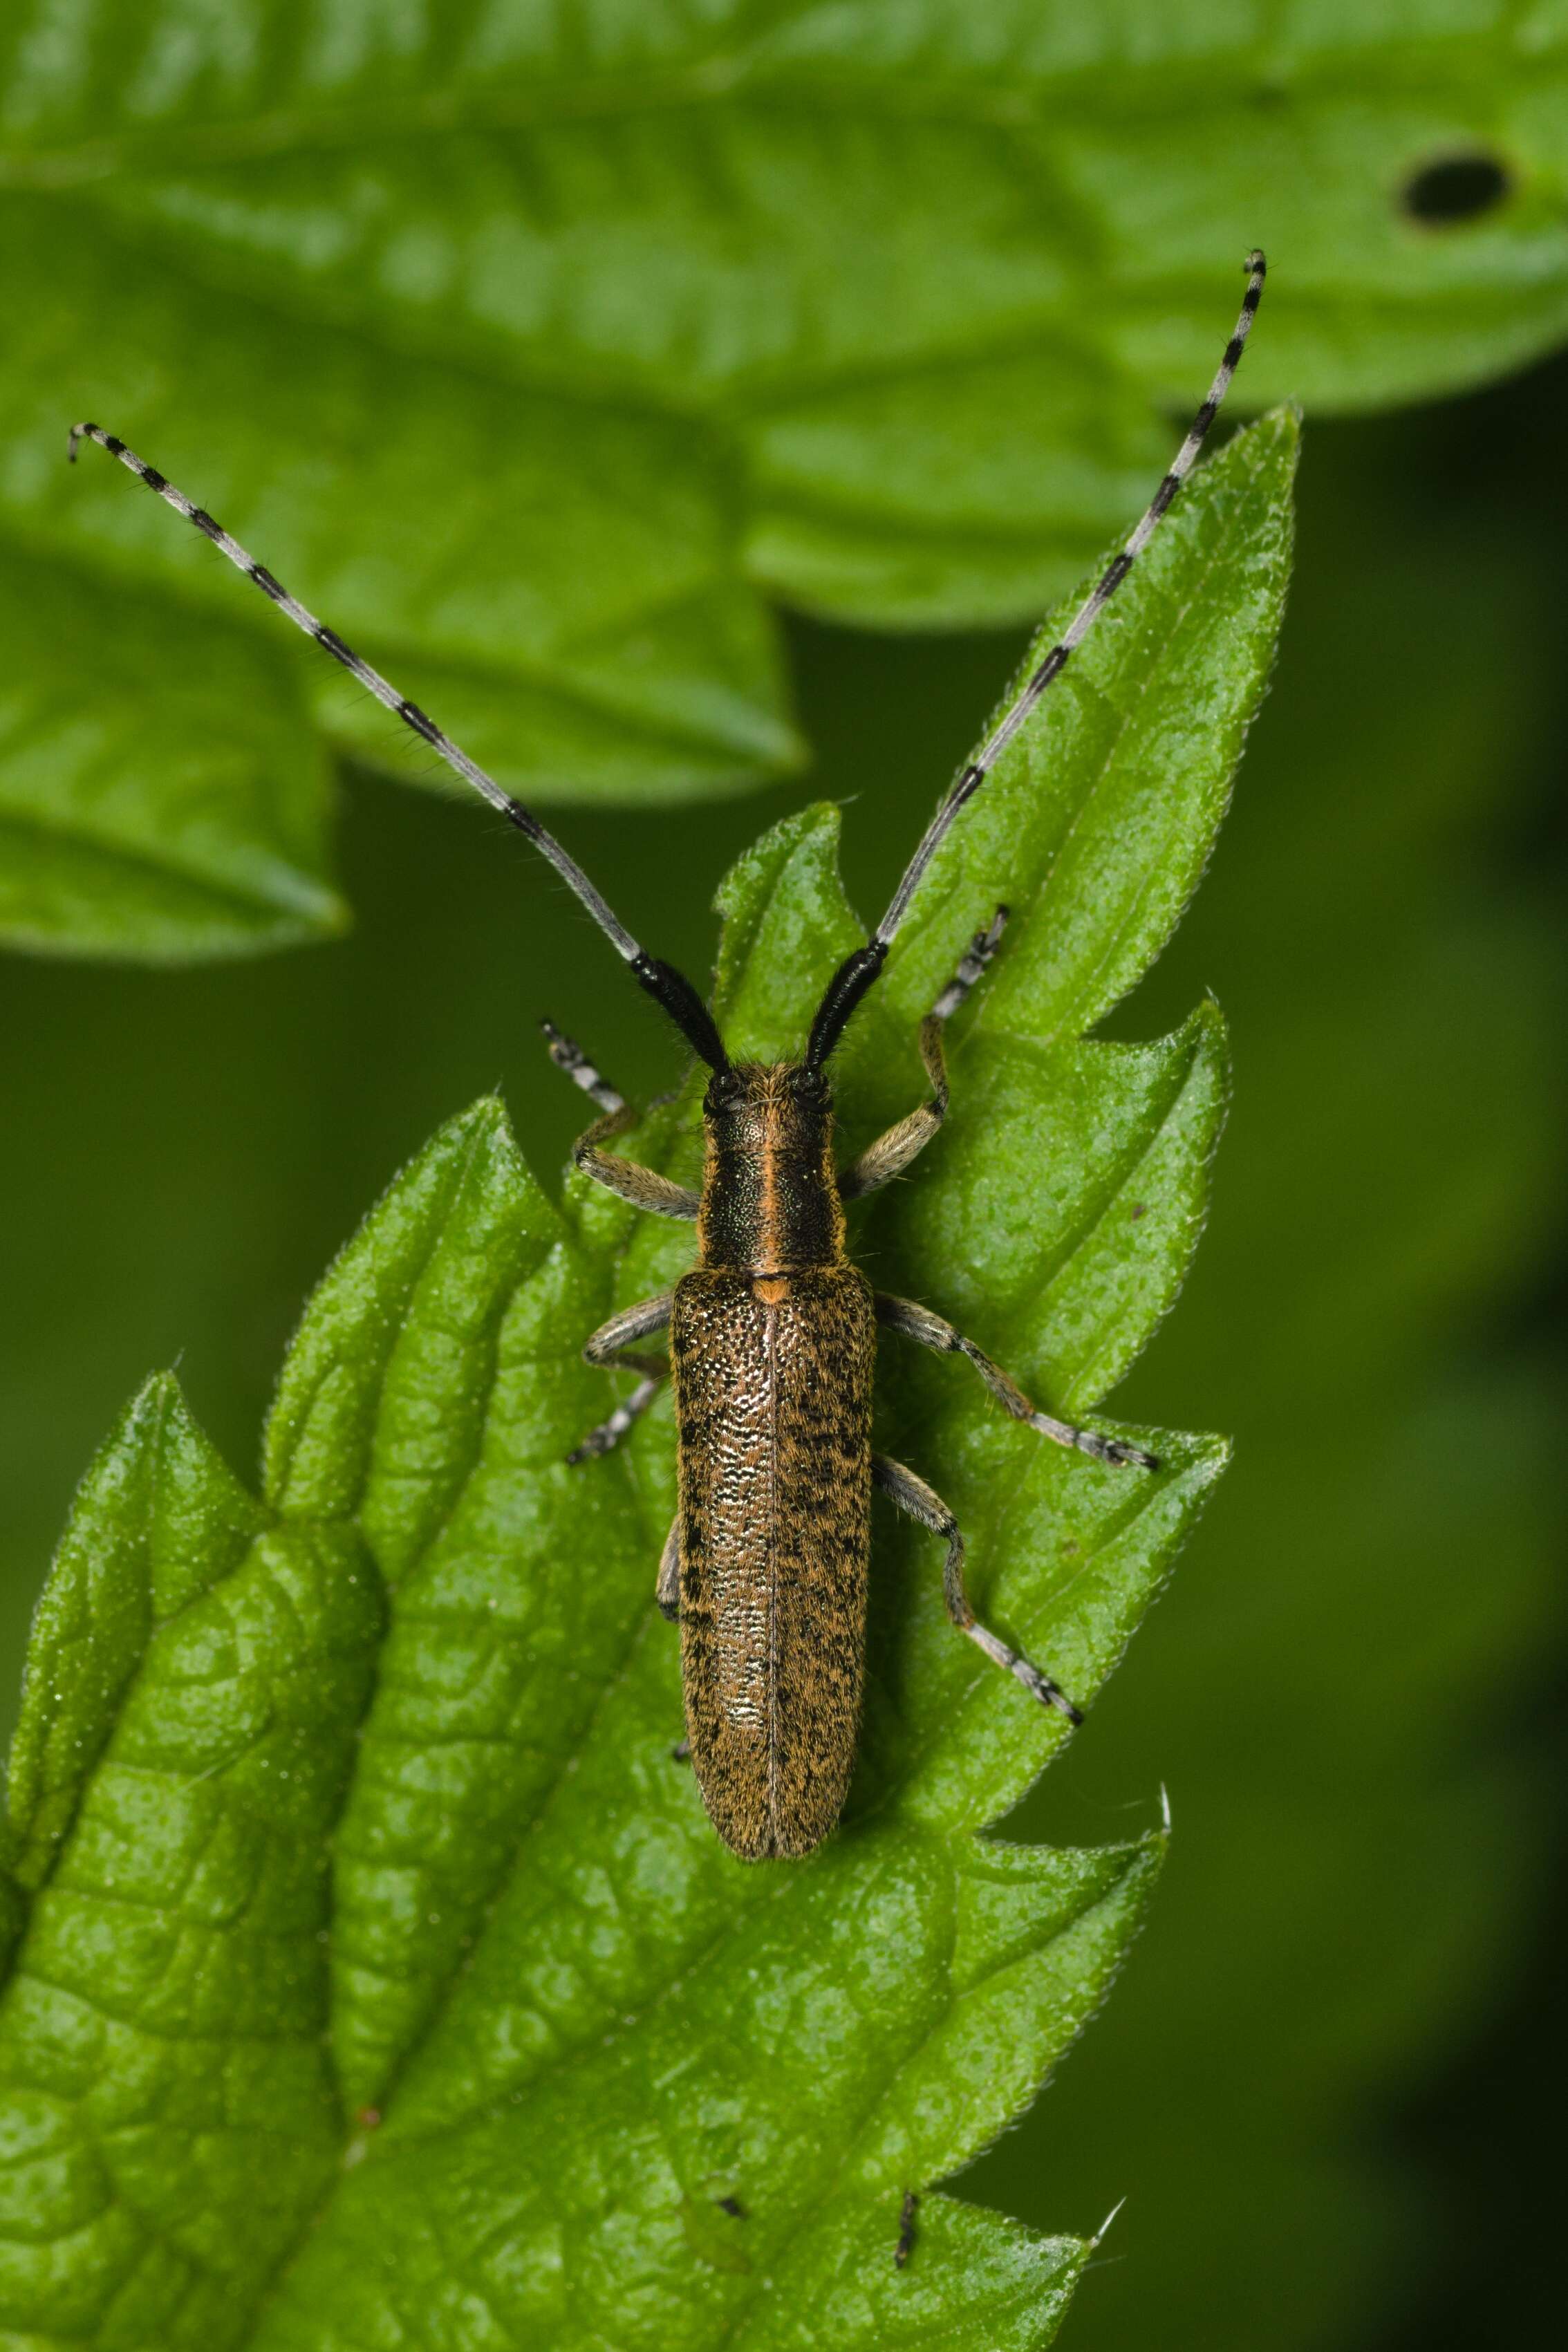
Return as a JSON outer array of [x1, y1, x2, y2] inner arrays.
[[895, 2190, 919, 2268], [566, 1372, 662, 1464], [1073, 1428, 1160, 1472], [656, 1515, 681, 1621], [540, 1018, 626, 1116]]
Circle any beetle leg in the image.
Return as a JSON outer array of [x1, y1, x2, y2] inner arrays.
[[656, 1515, 681, 1623], [895, 2189, 919, 2269], [567, 1375, 662, 1464], [837, 909, 1007, 1201], [568, 1291, 673, 1463], [873, 1292, 1159, 1471], [541, 1021, 700, 1221], [581, 1287, 672, 1367], [872, 1453, 1082, 1724]]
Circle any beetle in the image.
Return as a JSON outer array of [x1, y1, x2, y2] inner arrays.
[[68, 251, 1265, 1858]]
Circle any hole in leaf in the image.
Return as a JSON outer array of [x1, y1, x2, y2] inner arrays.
[[1402, 152, 1511, 225]]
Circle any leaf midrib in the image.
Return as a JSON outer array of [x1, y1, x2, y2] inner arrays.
[[0, 19, 1547, 190], [29, 163, 1140, 440]]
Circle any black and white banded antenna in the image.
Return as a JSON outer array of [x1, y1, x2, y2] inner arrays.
[[805, 248, 1267, 1072], [65, 420, 729, 1074]]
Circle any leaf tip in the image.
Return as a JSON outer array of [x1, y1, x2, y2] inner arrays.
[[1238, 400, 1303, 474], [1179, 993, 1231, 1063], [133, 1365, 187, 1416], [446, 1091, 515, 1152], [1179, 996, 1234, 1110], [711, 797, 844, 926], [99, 1367, 196, 1479]]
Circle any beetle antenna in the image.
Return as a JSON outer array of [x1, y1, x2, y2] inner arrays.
[[806, 249, 1267, 1072], [65, 423, 730, 1073]]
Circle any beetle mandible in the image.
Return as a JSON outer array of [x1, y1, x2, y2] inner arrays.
[[68, 252, 1266, 1858]]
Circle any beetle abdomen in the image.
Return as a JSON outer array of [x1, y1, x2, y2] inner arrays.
[[672, 1264, 875, 1859]]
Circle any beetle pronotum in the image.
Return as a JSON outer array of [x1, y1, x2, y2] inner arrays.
[[69, 252, 1264, 1860]]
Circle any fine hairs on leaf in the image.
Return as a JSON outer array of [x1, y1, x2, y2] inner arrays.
[[0, 411, 1296, 2347], [0, 0, 1555, 959]]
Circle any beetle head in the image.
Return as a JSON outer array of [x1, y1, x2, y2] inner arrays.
[[703, 1061, 832, 1153]]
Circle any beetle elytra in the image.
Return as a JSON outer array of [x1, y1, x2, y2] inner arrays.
[[68, 251, 1265, 1858]]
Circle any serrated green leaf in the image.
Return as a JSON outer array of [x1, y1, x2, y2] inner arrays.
[[0, 394, 1291, 2344], [0, 1464, 381, 2335], [959, 412, 1568, 2352], [872, 409, 1298, 1061], [5, 1374, 268, 1889], [729, 2196, 1085, 2351], [886, 1006, 1231, 1417], [0, 1, 1555, 956]]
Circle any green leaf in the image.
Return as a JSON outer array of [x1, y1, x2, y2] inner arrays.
[[962, 418, 1568, 2352], [0, 405, 1291, 2344], [0, 1437, 381, 2334], [0, 0, 1553, 956], [727, 2198, 1084, 2351], [0, 552, 345, 959], [2, 1375, 268, 1890]]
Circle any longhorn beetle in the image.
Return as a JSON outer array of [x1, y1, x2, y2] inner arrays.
[[69, 252, 1266, 1860]]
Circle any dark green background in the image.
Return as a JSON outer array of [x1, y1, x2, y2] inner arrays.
[[2, 368, 1564, 2347]]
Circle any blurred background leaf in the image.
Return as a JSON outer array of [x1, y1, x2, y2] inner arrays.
[[3, 1, 1568, 952], [1, 3, 1566, 2347]]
